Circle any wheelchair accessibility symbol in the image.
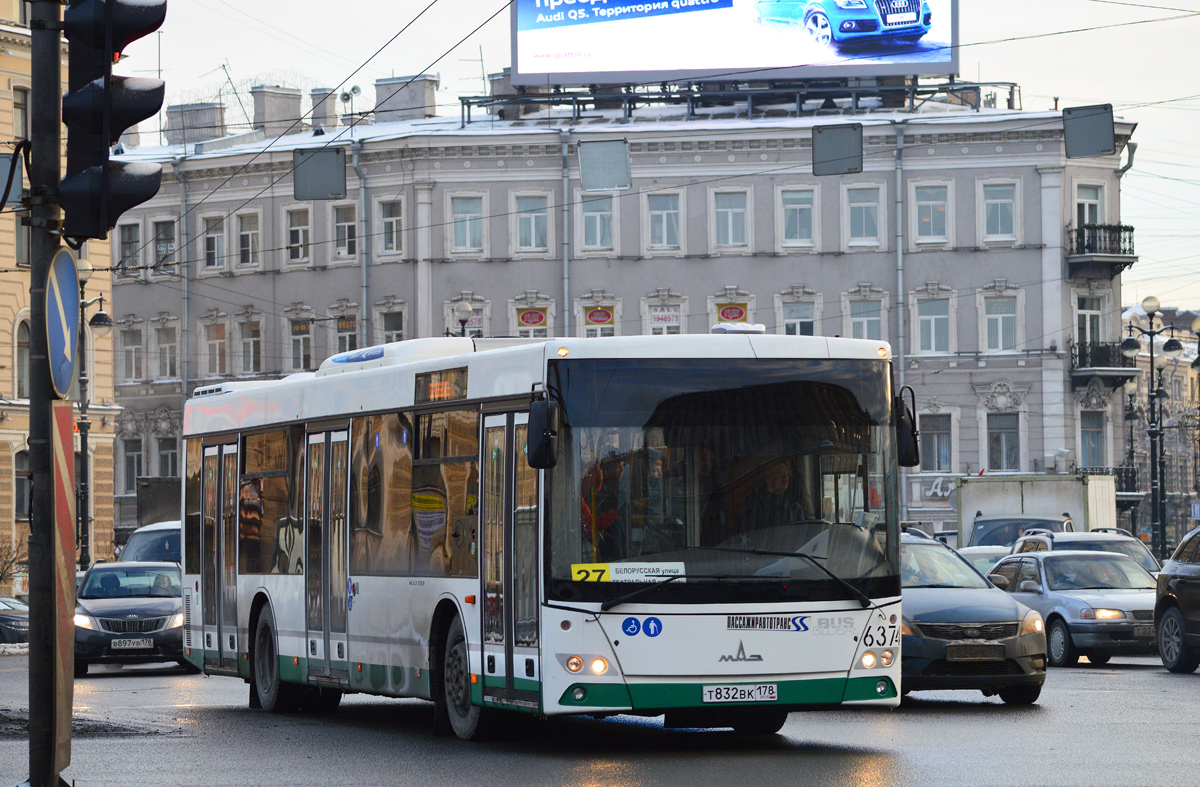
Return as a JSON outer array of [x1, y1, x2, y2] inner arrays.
[[622, 617, 640, 636]]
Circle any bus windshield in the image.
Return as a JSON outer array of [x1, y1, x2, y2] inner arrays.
[[547, 358, 899, 605]]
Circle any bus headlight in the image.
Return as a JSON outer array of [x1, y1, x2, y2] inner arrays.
[[566, 656, 584, 673], [861, 651, 877, 669], [880, 649, 894, 667], [590, 657, 608, 674]]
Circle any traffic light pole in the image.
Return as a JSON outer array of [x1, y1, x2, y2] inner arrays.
[[29, 2, 68, 785]]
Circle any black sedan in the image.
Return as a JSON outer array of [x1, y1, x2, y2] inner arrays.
[[0, 594, 29, 643], [900, 532, 1047, 704], [1155, 525, 1200, 673], [74, 562, 191, 677]]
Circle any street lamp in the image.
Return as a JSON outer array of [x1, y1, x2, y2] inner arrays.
[[1121, 295, 1182, 561], [453, 300, 474, 338], [76, 257, 113, 570]]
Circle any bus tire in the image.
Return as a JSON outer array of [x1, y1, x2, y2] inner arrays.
[[253, 605, 302, 713], [731, 710, 789, 735], [440, 616, 489, 740]]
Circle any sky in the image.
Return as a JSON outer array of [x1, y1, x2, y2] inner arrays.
[[119, 0, 1200, 308]]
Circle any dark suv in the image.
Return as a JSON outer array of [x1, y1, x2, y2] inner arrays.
[[1155, 526, 1200, 673]]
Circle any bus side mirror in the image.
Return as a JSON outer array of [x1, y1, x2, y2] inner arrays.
[[895, 393, 920, 468], [528, 397, 559, 469]]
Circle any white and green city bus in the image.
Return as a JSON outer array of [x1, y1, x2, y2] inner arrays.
[[180, 332, 918, 739]]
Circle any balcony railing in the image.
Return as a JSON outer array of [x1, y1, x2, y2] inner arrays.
[[1067, 224, 1135, 256], [1072, 341, 1137, 371], [1081, 465, 1139, 494]]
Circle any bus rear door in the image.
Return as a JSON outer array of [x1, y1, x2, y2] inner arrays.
[[201, 442, 239, 671], [304, 429, 350, 685]]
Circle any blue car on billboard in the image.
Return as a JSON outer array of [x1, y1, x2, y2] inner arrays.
[[756, 0, 932, 47]]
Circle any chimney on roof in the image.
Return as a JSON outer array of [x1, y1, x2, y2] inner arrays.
[[310, 88, 337, 131], [251, 85, 302, 138], [373, 74, 439, 123], [165, 103, 226, 146]]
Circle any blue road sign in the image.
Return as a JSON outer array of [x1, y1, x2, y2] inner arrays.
[[46, 249, 80, 399]]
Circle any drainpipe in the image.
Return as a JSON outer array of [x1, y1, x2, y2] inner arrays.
[[353, 140, 370, 346], [894, 121, 908, 520], [173, 157, 190, 393], [1117, 141, 1137, 178], [560, 128, 572, 337]]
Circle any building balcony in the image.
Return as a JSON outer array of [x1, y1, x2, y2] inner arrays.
[[1070, 341, 1139, 390], [1081, 465, 1145, 513], [1065, 224, 1137, 280]]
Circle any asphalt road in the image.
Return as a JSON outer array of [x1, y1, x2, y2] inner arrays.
[[0, 654, 1195, 787]]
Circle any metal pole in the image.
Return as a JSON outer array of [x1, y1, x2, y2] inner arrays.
[[77, 286, 90, 570], [1157, 366, 1169, 556], [1148, 332, 1161, 563]]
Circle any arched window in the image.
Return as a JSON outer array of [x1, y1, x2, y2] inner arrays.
[[14, 450, 29, 520], [16, 320, 29, 398]]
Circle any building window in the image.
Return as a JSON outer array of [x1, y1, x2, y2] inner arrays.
[[381, 311, 404, 343], [16, 319, 29, 398], [380, 201, 402, 254], [158, 437, 178, 478], [782, 302, 815, 336], [336, 315, 357, 353], [847, 187, 880, 244], [123, 439, 143, 494], [579, 303, 618, 338], [152, 220, 176, 272], [850, 300, 882, 340], [648, 194, 680, 249], [714, 192, 747, 247], [920, 414, 952, 473], [13, 87, 27, 140], [14, 216, 28, 267], [206, 323, 227, 376], [156, 326, 177, 378], [582, 196, 612, 250], [290, 319, 312, 370], [239, 320, 261, 373], [203, 217, 224, 269], [118, 223, 141, 273], [1077, 296, 1102, 344], [781, 189, 814, 246], [120, 328, 143, 381], [914, 186, 948, 241], [515, 196, 548, 252], [334, 206, 356, 257], [513, 308, 549, 339], [917, 298, 950, 352], [238, 214, 259, 265], [987, 413, 1020, 471], [451, 196, 483, 252], [14, 450, 29, 520], [985, 297, 1018, 351], [983, 184, 1016, 240], [1081, 411, 1104, 468], [287, 209, 309, 261], [648, 304, 682, 335], [1076, 184, 1101, 226]]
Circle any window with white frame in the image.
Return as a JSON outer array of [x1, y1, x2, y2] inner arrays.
[[152, 220, 175, 272], [239, 320, 261, 373], [782, 302, 815, 336], [983, 183, 1016, 240], [914, 186, 948, 242], [14, 216, 28, 267], [238, 214, 259, 265], [582, 195, 613, 250], [920, 414, 952, 472], [847, 187, 881, 245], [158, 437, 178, 477], [1080, 411, 1104, 468], [987, 413, 1020, 471], [381, 311, 404, 343], [334, 206, 356, 258], [713, 191, 747, 248], [579, 303, 618, 338], [336, 315, 358, 353], [647, 304, 683, 335], [287, 209, 309, 262], [120, 328, 143, 381], [12, 87, 27, 140], [156, 326, 177, 378], [290, 319, 312, 370], [446, 303, 484, 338], [16, 319, 29, 398], [14, 450, 29, 520], [781, 189, 815, 247], [917, 298, 950, 352], [123, 439, 143, 493], [203, 217, 224, 269], [118, 223, 140, 274], [985, 296, 1018, 351], [380, 201, 402, 254], [648, 193, 680, 249], [1076, 184, 1101, 226], [849, 300, 882, 340], [515, 195, 549, 252], [205, 323, 227, 376], [1077, 296, 1102, 344], [451, 196, 483, 252]]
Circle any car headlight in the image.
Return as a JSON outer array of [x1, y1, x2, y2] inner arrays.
[[834, 0, 868, 7], [1019, 609, 1044, 636], [901, 619, 919, 637], [165, 613, 185, 629], [1080, 608, 1125, 620], [73, 613, 99, 631]]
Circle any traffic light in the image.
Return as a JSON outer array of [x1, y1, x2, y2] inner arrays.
[[60, 0, 166, 240]]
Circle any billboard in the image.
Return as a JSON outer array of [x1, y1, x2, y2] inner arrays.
[[512, 0, 957, 85]]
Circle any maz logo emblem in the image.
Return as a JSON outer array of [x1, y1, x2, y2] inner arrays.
[[718, 641, 763, 663]]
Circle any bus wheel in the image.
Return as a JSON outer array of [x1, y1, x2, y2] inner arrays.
[[440, 616, 489, 740], [731, 710, 789, 735], [253, 606, 301, 712]]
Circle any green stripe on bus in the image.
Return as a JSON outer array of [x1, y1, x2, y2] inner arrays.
[[842, 675, 897, 701]]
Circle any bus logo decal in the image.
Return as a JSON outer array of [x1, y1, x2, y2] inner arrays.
[[727, 615, 810, 632], [718, 641, 762, 662]]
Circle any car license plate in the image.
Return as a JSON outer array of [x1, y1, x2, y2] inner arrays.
[[111, 638, 153, 649], [945, 644, 1005, 662], [702, 684, 777, 703], [889, 12, 918, 23], [1134, 624, 1154, 638]]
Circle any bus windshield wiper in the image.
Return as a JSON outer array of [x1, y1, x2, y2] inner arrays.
[[599, 574, 686, 611], [690, 545, 872, 608]]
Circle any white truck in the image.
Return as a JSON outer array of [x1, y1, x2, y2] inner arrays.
[[950, 473, 1118, 548]]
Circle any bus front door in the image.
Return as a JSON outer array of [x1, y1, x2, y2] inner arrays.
[[480, 413, 540, 709], [200, 442, 239, 671], [304, 429, 350, 684]]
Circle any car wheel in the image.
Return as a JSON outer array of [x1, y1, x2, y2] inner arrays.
[[731, 710, 789, 735], [439, 615, 490, 740], [1047, 619, 1078, 667], [997, 684, 1041, 705], [804, 11, 832, 45], [73, 660, 88, 679], [1158, 606, 1200, 673], [1087, 653, 1111, 666], [253, 606, 302, 712]]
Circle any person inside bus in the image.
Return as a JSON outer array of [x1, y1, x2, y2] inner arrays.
[[580, 448, 628, 561], [738, 456, 808, 534]]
